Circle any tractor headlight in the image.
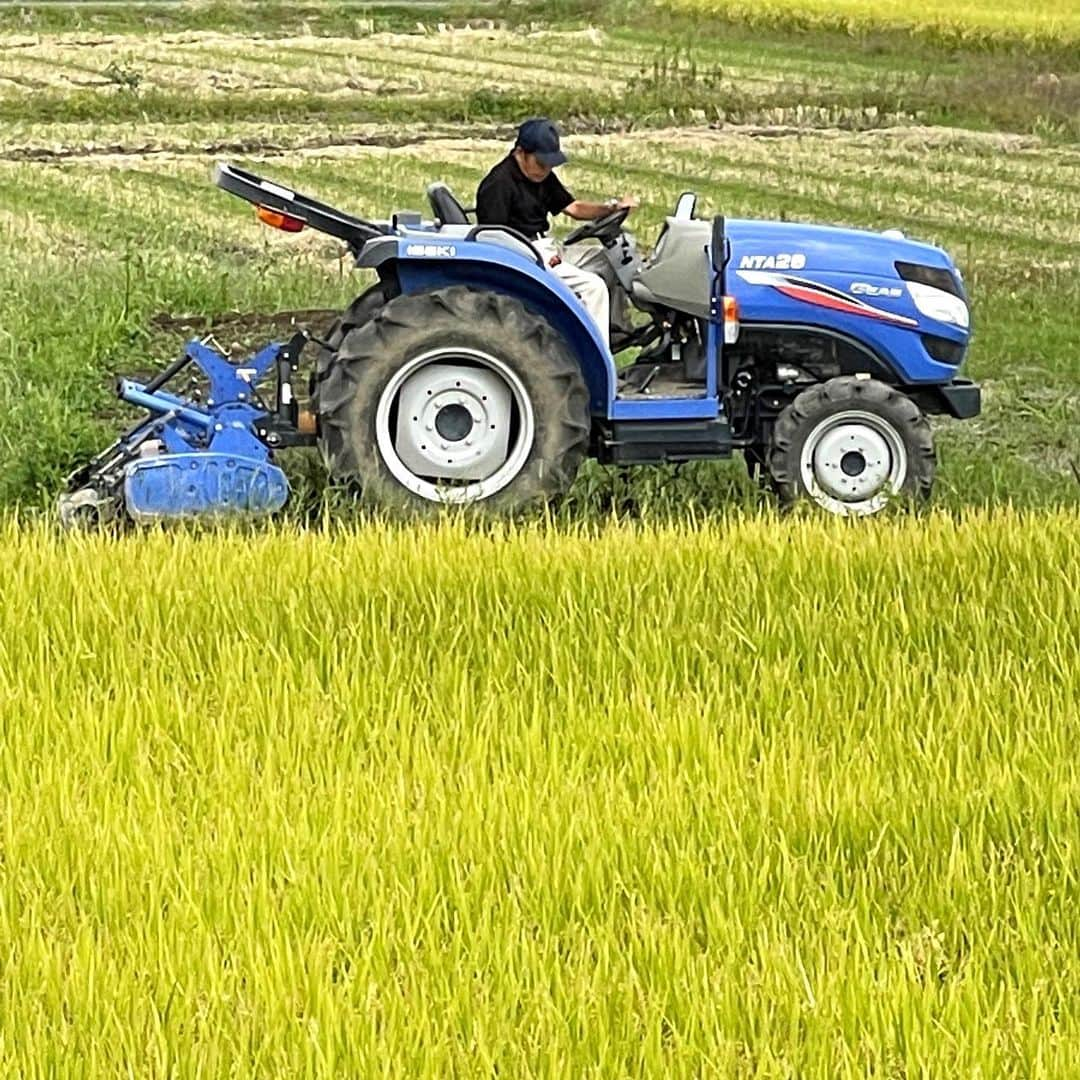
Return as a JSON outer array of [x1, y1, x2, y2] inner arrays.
[[907, 281, 970, 330]]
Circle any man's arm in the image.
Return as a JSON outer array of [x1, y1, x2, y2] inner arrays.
[[562, 195, 638, 221]]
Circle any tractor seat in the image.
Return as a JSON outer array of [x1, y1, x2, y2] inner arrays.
[[426, 182, 472, 226]]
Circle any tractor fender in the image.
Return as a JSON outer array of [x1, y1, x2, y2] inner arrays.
[[358, 235, 616, 413]]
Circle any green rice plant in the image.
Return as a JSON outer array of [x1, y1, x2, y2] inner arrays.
[[0, 508, 1076, 1075]]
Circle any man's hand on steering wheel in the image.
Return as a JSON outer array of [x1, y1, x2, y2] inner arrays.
[[564, 195, 638, 246]]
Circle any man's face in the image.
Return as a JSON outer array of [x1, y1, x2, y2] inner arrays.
[[515, 149, 552, 183]]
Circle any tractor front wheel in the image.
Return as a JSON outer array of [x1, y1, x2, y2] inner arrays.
[[316, 286, 591, 511], [767, 376, 935, 516]]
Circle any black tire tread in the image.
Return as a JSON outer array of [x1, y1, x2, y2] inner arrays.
[[767, 376, 935, 508], [317, 286, 590, 511], [310, 283, 388, 404]]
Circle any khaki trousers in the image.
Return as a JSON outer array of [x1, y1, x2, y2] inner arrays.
[[534, 237, 611, 346]]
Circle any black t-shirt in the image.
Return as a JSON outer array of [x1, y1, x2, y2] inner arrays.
[[475, 154, 574, 240]]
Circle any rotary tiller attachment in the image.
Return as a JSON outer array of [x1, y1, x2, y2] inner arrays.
[[59, 334, 317, 529]]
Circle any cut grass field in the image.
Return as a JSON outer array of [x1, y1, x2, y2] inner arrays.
[[1, 121, 1077, 510], [1, 510, 1078, 1074], [1, 8, 1077, 517], [3, 22, 1076, 139]]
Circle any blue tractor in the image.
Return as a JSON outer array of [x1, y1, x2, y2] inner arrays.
[[60, 161, 979, 525]]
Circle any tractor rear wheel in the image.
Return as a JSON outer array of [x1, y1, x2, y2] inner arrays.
[[310, 282, 390, 402], [317, 286, 591, 511], [767, 376, 935, 516]]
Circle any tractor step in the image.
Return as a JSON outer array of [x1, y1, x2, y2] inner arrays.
[[595, 418, 732, 465], [616, 361, 707, 401]]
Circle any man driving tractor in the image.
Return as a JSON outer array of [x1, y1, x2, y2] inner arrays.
[[476, 118, 636, 345]]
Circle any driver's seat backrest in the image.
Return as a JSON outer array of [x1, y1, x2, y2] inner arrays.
[[426, 182, 470, 226]]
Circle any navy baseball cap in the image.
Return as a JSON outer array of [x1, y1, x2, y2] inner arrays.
[[515, 117, 567, 167]]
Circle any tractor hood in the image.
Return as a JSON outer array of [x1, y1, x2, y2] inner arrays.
[[635, 215, 969, 374], [725, 218, 957, 279], [722, 218, 971, 383]]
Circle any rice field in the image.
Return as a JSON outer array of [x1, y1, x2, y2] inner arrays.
[[665, 0, 1080, 52], [0, 20, 1013, 105], [1, 5, 1079, 1073], [5, 18, 1077, 137], [0, 509, 1077, 1074]]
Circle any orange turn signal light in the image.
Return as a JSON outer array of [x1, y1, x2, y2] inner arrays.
[[722, 295, 740, 344], [256, 206, 305, 233]]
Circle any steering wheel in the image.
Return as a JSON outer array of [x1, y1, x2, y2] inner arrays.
[[564, 206, 631, 246]]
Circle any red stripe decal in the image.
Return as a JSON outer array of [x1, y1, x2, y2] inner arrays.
[[775, 284, 918, 327]]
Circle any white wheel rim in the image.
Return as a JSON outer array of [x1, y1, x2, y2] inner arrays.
[[799, 409, 908, 516], [375, 347, 535, 504]]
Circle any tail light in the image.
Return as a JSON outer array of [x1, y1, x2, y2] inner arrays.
[[256, 206, 305, 233]]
